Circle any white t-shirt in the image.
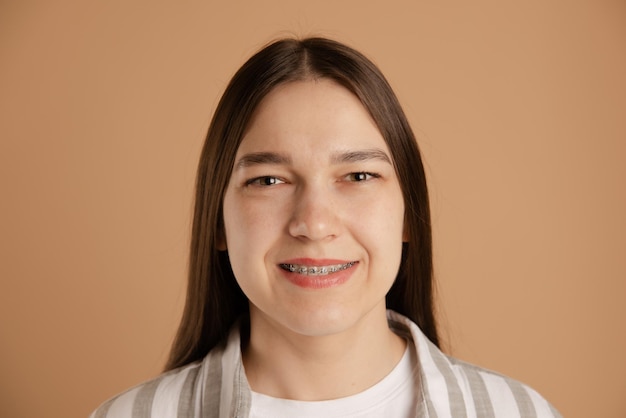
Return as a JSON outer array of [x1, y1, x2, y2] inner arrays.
[[249, 341, 418, 418]]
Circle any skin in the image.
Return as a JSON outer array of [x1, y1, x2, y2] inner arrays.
[[222, 79, 407, 400]]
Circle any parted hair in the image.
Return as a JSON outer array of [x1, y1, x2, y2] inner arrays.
[[165, 37, 438, 371]]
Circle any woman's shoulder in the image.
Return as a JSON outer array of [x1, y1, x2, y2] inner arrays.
[[443, 356, 562, 418], [90, 324, 246, 418], [387, 310, 561, 418], [89, 361, 204, 418]]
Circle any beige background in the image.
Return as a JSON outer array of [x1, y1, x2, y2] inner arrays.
[[1, 1, 625, 417]]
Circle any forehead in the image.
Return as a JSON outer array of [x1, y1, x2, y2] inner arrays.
[[237, 79, 390, 156]]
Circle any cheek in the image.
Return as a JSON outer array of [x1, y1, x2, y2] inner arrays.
[[361, 191, 405, 264], [355, 189, 405, 236], [223, 194, 284, 255], [222, 201, 261, 290]]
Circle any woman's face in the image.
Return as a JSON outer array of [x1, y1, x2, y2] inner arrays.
[[222, 79, 406, 338]]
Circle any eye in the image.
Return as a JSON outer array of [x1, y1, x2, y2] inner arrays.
[[245, 176, 285, 187], [345, 172, 380, 182]]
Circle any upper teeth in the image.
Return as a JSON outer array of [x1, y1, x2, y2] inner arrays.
[[280, 262, 355, 276]]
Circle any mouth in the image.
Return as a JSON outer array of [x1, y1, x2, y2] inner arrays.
[[279, 261, 357, 276]]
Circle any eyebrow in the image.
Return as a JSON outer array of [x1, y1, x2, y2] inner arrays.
[[234, 148, 392, 170], [330, 149, 392, 165], [234, 152, 292, 169]]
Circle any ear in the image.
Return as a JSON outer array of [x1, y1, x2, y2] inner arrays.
[[402, 222, 410, 243]]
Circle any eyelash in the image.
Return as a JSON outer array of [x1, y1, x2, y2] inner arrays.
[[245, 176, 285, 187], [245, 172, 380, 187], [345, 172, 381, 182]]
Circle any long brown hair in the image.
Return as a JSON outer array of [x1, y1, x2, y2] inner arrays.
[[165, 37, 438, 371]]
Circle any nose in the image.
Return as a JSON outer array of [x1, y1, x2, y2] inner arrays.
[[288, 184, 340, 241]]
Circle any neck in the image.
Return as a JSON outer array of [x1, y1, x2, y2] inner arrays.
[[242, 304, 406, 401]]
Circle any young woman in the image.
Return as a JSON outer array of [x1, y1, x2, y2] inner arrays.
[[91, 37, 561, 417]]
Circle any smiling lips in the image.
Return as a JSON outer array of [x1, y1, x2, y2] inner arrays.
[[279, 261, 356, 276], [278, 259, 358, 289]]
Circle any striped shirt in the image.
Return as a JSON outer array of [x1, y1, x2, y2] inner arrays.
[[90, 311, 561, 417]]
